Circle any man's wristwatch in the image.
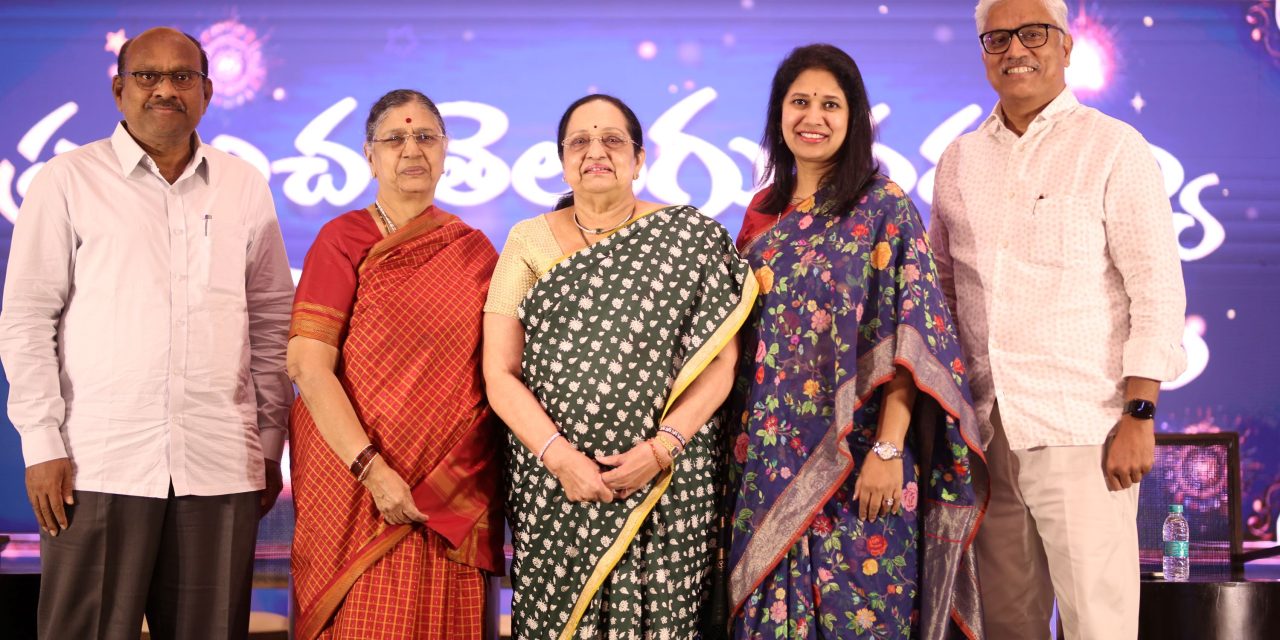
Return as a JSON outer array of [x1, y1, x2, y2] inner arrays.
[[871, 441, 904, 461], [1123, 399, 1157, 421]]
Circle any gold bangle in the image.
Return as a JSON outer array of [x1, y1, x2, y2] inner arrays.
[[654, 432, 681, 459], [646, 440, 670, 470]]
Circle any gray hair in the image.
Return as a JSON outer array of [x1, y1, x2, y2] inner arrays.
[[974, 0, 1070, 34], [364, 89, 446, 141]]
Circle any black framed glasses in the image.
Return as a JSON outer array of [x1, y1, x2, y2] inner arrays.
[[368, 132, 448, 149], [978, 23, 1065, 54], [126, 70, 208, 90], [560, 134, 638, 154]]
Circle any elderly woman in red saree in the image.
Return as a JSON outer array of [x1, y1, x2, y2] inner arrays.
[[286, 89, 503, 640]]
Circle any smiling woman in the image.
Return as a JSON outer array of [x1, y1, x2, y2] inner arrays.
[[728, 43, 987, 640], [482, 93, 756, 638]]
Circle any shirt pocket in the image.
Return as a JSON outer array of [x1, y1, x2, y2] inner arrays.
[[204, 222, 249, 298], [1014, 195, 1102, 268]]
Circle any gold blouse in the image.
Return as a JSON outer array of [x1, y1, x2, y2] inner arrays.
[[484, 215, 564, 318]]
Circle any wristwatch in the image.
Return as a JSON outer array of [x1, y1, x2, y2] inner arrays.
[[1123, 399, 1157, 421], [871, 441, 904, 461]]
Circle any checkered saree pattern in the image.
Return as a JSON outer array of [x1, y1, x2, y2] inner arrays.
[[291, 214, 500, 640]]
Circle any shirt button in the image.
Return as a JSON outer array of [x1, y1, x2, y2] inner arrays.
[[172, 228, 183, 236]]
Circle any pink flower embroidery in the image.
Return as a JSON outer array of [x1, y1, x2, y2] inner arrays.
[[818, 567, 834, 582], [810, 309, 832, 332], [798, 214, 814, 230], [904, 263, 921, 282], [902, 481, 918, 512], [755, 340, 766, 363], [770, 600, 788, 623]]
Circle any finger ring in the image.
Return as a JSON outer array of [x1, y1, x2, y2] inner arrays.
[[883, 498, 895, 506]]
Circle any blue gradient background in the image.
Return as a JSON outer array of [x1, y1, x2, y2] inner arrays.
[[0, 0, 1277, 538]]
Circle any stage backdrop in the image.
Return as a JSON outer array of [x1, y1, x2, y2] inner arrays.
[[0, 0, 1277, 540]]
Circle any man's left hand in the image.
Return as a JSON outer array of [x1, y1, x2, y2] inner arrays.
[[260, 459, 284, 518], [1103, 416, 1154, 491]]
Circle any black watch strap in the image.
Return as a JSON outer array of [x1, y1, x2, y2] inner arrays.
[[1123, 399, 1157, 420]]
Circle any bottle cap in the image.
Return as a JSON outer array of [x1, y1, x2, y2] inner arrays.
[[1169, 504, 1184, 513]]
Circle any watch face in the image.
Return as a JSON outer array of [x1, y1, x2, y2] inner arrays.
[[872, 442, 899, 460], [1125, 399, 1156, 420]]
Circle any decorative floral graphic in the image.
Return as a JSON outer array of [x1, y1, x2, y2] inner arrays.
[[200, 19, 266, 109]]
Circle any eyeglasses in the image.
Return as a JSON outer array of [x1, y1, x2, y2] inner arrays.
[[560, 134, 638, 154], [978, 23, 1065, 55], [126, 70, 208, 90], [368, 132, 448, 149]]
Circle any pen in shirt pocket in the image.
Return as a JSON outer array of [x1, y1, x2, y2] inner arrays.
[[1032, 194, 1045, 215], [203, 214, 212, 236]]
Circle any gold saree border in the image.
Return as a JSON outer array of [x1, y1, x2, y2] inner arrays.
[[358, 207, 460, 276], [556, 264, 760, 640], [297, 522, 413, 640], [727, 324, 987, 626], [289, 301, 349, 347]]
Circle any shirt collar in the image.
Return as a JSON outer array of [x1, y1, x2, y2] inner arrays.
[[110, 121, 211, 184], [981, 87, 1080, 138]]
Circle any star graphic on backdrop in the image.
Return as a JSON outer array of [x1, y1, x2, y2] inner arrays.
[[1131, 92, 1146, 113], [105, 29, 127, 55]]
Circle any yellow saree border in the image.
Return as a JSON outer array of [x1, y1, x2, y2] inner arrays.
[[557, 265, 760, 640]]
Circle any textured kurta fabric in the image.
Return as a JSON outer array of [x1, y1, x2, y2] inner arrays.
[[930, 88, 1187, 449], [289, 208, 502, 640], [728, 178, 989, 639], [506, 205, 757, 640]]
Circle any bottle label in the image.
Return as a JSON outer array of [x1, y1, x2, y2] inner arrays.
[[1164, 540, 1189, 558]]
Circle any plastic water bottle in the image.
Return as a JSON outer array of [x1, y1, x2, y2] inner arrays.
[[1162, 504, 1190, 581]]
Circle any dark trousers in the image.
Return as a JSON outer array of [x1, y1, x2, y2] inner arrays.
[[37, 488, 259, 640]]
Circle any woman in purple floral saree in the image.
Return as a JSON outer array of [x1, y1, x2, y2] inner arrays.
[[726, 44, 990, 639]]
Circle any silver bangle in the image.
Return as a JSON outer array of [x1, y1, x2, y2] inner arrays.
[[537, 432, 563, 462]]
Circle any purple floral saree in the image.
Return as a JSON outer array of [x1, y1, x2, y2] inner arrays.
[[727, 176, 990, 639]]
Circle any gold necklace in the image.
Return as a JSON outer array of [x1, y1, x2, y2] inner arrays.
[[572, 204, 635, 236], [372, 201, 400, 234]]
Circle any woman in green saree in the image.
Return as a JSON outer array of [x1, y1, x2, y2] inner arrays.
[[483, 94, 756, 639]]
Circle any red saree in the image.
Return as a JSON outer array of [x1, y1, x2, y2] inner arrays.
[[288, 207, 503, 640]]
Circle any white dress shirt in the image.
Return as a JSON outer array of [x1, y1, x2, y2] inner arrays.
[[930, 89, 1187, 450], [0, 123, 294, 498]]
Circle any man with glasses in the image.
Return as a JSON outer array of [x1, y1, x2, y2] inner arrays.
[[0, 27, 292, 640], [929, 0, 1187, 638]]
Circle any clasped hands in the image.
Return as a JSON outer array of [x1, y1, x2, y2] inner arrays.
[[543, 437, 671, 503]]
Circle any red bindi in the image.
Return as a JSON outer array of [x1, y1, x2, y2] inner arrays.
[[405, 117, 412, 123]]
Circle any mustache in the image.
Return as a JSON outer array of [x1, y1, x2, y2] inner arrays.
[[146, 99, 186, 112], [1001, 56, 1039, 71]]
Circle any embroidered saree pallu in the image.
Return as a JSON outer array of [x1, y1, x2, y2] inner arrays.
[[728, 177, 991, 640], [507, 205, 757, 639], [290, 210, 503, 640]]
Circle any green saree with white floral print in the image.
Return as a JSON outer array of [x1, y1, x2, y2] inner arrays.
[[507, 205, 756, 640]]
